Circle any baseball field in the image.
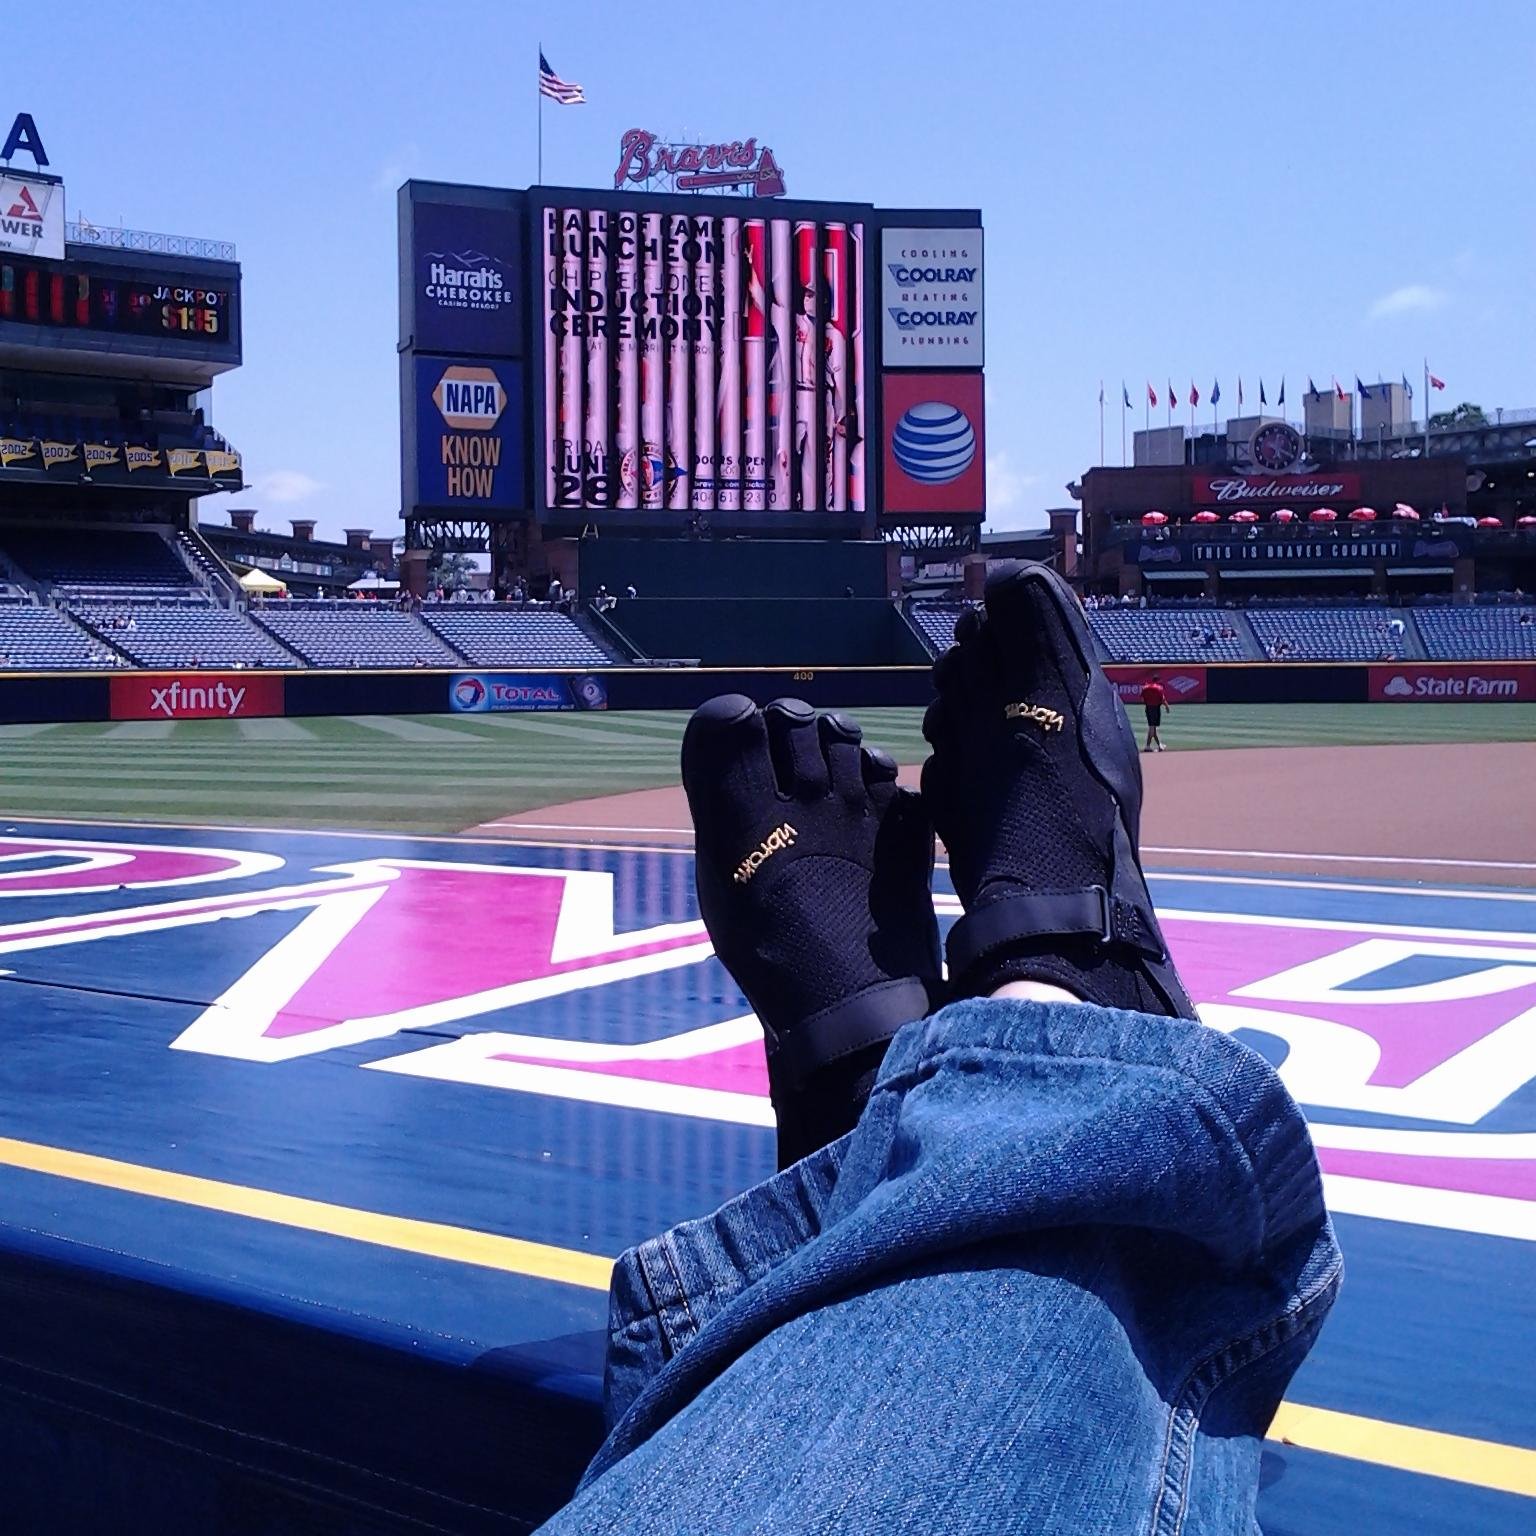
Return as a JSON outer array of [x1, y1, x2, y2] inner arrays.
[[0, 701, 1532, 837]]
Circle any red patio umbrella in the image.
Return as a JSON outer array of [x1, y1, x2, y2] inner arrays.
[[1477, 516, 1504, 528], [1517, 516, 1536, 527], [1191, 510, 1220, 523], [1228, 509, 1259, 522], [1348, 506, 1377, 521], [1308, 508, 1338, 522], [1271, 508, 1297, 522], [1141, 511, 1168, 525], [1393, 503, 1420, 520]]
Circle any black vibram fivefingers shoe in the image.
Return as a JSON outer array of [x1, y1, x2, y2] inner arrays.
[[922, 562, 1197, 1019], [683, 696, 943, 1165]]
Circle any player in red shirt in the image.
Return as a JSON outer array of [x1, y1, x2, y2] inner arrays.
[[1141, 674, 1170, 753]]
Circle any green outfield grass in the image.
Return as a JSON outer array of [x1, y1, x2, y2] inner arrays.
[[0, 703, 1530, 836]]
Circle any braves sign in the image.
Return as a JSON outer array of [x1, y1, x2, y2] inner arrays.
[[2, 830, 1532, 1243], [613, 129, 785, 197]]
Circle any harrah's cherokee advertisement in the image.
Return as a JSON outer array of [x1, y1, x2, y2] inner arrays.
[[881, 227, 983, 367], [414, 357, 524, 509], [882, 372, 985, 516], [540, 203, 866, 517], [449, 672, 609, 712], [410, 201, 522, 356]]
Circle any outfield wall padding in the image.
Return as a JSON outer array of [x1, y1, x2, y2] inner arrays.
[[0, 662, 1532, 725]]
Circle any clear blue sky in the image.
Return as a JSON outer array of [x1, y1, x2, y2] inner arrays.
[[21, 0, 1535, 538]]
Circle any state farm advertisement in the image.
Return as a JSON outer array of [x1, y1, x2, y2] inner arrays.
[[1369, 664, 1536, 702], [110, 674, 285, 721], [1104, 665, 1208, 704]]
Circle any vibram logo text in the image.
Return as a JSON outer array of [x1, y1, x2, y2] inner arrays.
[[733, 822, 798, 884], [1004, 702, 1065, 733]]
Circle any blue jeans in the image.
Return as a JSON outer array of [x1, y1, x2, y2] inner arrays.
[[538, 998, 1342, 1535]]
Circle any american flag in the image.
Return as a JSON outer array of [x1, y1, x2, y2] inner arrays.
[[539, 53, 585, 104]]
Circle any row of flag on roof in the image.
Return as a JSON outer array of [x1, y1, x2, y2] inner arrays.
[[1103, 369, 1447, 411]]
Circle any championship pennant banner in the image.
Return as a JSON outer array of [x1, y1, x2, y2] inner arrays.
[[540, 206, 866, 516]]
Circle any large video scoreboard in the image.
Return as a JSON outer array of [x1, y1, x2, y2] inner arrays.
[[399, 180, 983, 532]]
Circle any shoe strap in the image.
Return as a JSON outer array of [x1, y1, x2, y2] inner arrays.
[[771, 976, 935, 1091], [945, 886, 1164, 979]]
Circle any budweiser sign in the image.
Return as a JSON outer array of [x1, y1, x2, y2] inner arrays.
[[613, 128, 786, 197], [1194, 472, 1360, 504]]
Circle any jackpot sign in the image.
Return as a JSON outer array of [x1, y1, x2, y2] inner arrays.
[[541, 202, 866, 516], [2, 832, 1533, 1242], [881, 227, 983, 366]]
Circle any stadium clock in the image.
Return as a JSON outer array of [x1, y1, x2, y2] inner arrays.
[[1249, 421, 1303, 472]]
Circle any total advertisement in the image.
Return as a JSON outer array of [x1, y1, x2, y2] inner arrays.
[[540, 201, 866, 517], [409, 200, 522, 356], [110, 674, 284, 721], [449, 672, 609, 712], [881, 372, 984, 516], [881, 227, 983, 366], [1369, 664, 1536, 703], [413, 357, 524, 510], [1103, 665, 1208, 705]]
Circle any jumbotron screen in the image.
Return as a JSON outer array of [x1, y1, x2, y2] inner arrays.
[[540, 204, 866, 516], [0, 255, 234, 343]]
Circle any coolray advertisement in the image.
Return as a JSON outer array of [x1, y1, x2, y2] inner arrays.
[[449, 672, 609, 712], [412, 357, 524, 509], [881, 227, 983, 366], [540, 201, 866, 517], [408, 200, 522, 356], [881, 372, 985, 516]]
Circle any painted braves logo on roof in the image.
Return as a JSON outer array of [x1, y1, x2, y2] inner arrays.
[[1, 832, 1532, 1239]]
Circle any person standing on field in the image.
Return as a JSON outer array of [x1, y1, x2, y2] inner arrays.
[[1141, 673, 1170, 753]]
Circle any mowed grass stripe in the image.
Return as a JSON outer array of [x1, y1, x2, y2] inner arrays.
[[0, 704, 1532, 835]]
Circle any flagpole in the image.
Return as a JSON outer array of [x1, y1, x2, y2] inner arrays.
[[1121, 395, 1127, 466], [537, 41, 544, 183], [1099, 382, 1105, 466], [1423, 360, 1429, 457]]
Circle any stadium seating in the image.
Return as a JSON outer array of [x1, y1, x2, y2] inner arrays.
[[1245, 607, 1405, 661], [1, 528, 196, 598], [1415, 607, 1536, 660], [423, 607, 616, 667], [78, 600, 295, 669], [1088, 608, 1250, 662], [0, 601, 121, 669], [908, 603, 971, 655], [254, 602, 460, 668]]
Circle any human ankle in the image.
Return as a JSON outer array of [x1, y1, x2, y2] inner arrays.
[[988, 979, 1084, 1005]]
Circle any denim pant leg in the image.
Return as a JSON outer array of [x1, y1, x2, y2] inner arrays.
[[541, 997, 1343, 1536]]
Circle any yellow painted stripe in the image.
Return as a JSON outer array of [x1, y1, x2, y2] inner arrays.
[[1, 1135, 1532, 1498], [1269, 1402, 1536, 1498], [0, 1135, 611, 1292]]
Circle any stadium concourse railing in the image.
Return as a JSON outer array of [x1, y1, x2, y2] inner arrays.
[[0, 659, 1534, 725]]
